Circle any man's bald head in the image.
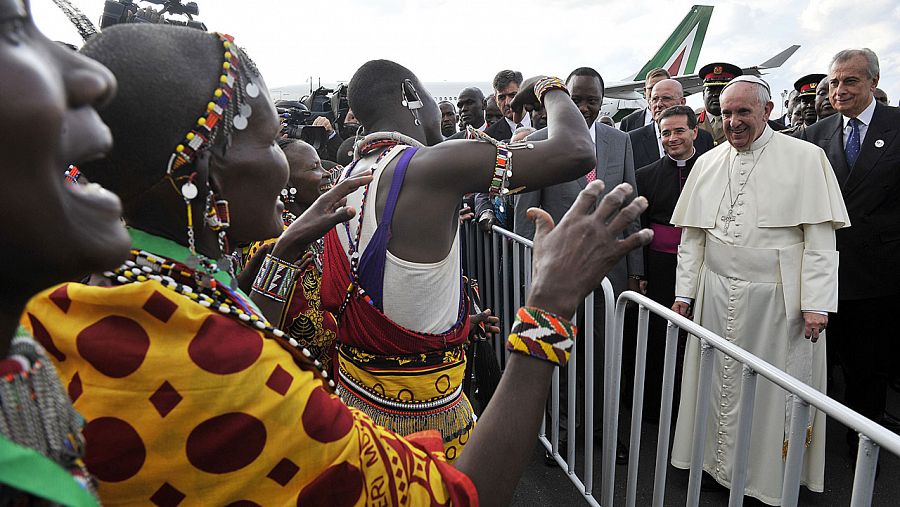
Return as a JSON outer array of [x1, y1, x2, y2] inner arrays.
[[457, 87, 486, 129], [649, 79, 686, 120], [459, 87, 484, 102]]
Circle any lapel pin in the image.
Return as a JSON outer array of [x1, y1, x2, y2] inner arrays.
[[875, 139, 885, 148]]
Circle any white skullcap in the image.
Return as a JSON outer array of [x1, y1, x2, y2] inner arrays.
[[722, 75, 771, 94]]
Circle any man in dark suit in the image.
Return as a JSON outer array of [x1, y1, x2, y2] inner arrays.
[[515, 67, 640, 464], [772, 89, 798, 129], [474, 70, 531, 230], [629, 79, 714, 169], [483, 69, 530, 142], [800, 48, 900, 439], [619, 68, 670, 132]]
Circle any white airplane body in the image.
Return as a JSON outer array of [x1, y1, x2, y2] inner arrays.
[[272, 5, 800, 123]]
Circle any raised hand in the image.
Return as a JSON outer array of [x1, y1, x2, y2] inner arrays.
[[271, 174, 372, 263], [509, 76, 546, 125]]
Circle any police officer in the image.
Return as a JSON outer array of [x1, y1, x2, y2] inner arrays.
[[781, 73, 826, 135], [695, 62, 743, 145]]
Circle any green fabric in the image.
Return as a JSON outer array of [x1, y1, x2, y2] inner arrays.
[[0, 435, 97, 506], [128, 228, 236, 287], [127, 228, 260, 312], [0, 330, 98, 507]]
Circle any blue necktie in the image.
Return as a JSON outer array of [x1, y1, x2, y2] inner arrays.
[[845, 118, 861, 168]]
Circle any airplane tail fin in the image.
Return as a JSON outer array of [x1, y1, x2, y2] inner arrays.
[[757, 45, 801, 69], [627, 5, 713, 81]]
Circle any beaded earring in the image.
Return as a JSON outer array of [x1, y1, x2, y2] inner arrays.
[[280, 186, 297, 204]]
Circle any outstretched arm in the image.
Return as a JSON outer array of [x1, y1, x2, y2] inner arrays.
[[409, 78, 596, 198], [454, 180, 652, 506], [250, 175, 372, 323]]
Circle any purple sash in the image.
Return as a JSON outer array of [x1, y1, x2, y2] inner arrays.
[[649, 223, 681, 254]]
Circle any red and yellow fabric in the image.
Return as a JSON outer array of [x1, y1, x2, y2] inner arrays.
[[337, 344, 474, 462], [22, 231, 476, 506], [320, 230, 476, 457], [243, 239, 339, 377]]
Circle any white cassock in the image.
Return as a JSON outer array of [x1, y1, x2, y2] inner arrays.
[[669, 127, 850, 506]]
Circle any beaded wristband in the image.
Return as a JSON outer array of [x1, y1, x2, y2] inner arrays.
[[251, 254, 302, 303], [506, 306, 577, 366], [488, 144, 513, 197], [534, 76, 569, 104]]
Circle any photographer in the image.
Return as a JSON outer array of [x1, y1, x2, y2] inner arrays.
[[278, 92, 348, 162]]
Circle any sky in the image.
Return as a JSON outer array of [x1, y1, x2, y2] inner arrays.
[[34, 0, 900, 116]]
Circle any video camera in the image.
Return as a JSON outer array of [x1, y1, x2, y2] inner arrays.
[[277, 85, 352, 151], [100, 0, 207, 30], [276, 100, 328, 151]]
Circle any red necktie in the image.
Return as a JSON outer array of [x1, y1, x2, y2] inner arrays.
[[586, 167, 597, 183]]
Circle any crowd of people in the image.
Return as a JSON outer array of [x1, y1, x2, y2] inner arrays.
[[1, 4, 897, 506]]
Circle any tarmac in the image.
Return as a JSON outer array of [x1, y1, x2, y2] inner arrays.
[[511, 373, 900, 506]]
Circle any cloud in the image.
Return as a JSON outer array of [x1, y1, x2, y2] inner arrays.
[[31, 0, 900, 106]]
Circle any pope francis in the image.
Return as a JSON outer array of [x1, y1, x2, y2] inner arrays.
[[669, 76, 850, 505]]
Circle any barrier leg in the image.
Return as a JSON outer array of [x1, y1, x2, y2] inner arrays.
[[780, 395, 810, 507], [849, 435, 879, 507], [567, 333, 577, 472], [727, 365, 758, 507], [625, 306, 650, 507], [551, 365, 560, 458], [584, 292, 595, 495], [651, 322, 681, 507], [686, 341, 715, 506]]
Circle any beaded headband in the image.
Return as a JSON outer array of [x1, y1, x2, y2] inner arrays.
[[167, 33, 259, 201], [160, 32, 260, 284]]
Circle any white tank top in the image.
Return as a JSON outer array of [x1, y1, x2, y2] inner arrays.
[[338, 145, 462, 334]]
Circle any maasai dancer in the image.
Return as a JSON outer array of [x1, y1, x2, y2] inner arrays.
[[0, 1, 130, 504], [23, 25, 470, 505], [317, 60, 598, 459], [669, 76, 849, 504], [634, 105, 701, 421], [239, 139, 338, 376]]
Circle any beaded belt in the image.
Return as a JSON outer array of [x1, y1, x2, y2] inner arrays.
[[336, 344, 474, 441]]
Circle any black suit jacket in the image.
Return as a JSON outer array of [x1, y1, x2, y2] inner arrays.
[[627, 123, 714, 170], [800, 102, 900, 299], [619, 108, 648, 132], [483, 118, 513, 142]]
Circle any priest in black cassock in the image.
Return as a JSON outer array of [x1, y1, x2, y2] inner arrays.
[[633, 105, 706, 422]]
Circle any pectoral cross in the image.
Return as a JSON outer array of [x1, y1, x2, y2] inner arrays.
[[721, 208, 736, 233]]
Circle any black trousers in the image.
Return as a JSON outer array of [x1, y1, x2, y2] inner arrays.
[[628, 249, 687, 424], [829, 294, 900, 421]]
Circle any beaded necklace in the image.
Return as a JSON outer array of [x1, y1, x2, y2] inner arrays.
[[0, 330, 97, 499], [337, 141, 405, 316], [103, 250, 335, 388]]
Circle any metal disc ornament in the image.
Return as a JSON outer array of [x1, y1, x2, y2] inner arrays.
[[245, 82, 260, 98], [239, 104, 253, 118], [233, 115, 249, 130], [181, 181, 199, 200]]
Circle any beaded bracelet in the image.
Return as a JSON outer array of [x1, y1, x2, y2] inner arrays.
[[251, 254, 302, 303], [535, 76, 569, 104], [488, 144, 513, 197], [506, 306, 577, 366]]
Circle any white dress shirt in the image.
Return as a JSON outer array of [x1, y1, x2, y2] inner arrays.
[[504, 112, 532, 133], [644, 108, 654, 127], [654, 122, 665, 158], [841, 97, 876, 147]]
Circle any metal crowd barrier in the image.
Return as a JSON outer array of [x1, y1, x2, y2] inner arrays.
[[461, 221, 900, 507]]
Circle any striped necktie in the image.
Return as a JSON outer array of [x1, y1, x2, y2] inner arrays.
[[845, 118, 861, 168]]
